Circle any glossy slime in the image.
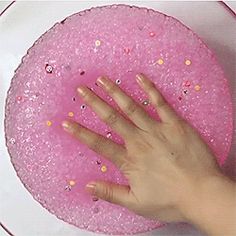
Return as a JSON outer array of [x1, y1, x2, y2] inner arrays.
[[4, 4, 233, 235]]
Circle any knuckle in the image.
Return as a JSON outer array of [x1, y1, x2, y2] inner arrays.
[[154, 93, 166, 108], [174, 119, 186, 134], [175, 117, 185, 126], [136, 140, 150, 152], [127, 137, 152, 155], [102, 184, 114, 202], [119, 160, 130, 173], [147, 80, 156, 90], [147, 81, 157, 94], [90, 136, 104, 153], [104, 109, 119, 125], [157, 130, 168, 142], [147, 83, 166, 109], [125, 101, 139, 116]]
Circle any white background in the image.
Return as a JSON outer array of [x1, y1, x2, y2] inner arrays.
[[0, 1, 235, 236]]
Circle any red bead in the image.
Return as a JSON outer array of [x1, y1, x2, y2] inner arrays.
[[124, 48, 131, 54], [149, 32, 155, 37], [16, 96, 22, 101], [183, 80, 191, 87]]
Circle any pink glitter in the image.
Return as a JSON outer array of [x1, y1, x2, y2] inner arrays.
[[4, 4, 233, 235]]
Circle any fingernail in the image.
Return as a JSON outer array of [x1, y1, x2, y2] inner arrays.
[[86, 182, 96, 195], [97, 76, 108, 88], [62, 121, 70, 129], [136, 73, 145, 84], [77, 86, 86, 97]]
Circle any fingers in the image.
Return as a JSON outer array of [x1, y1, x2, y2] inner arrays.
[[86, 181, 133, 207], [77, 86, 137, 139], [136, 73, 179, 124], [62, 120, 126, 169], [96, 76, 156, 130]]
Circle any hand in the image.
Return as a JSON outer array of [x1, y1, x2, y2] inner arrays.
[[62, 74, 235, 235]]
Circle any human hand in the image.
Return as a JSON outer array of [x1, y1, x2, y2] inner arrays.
[[62, 74, 235, 234]]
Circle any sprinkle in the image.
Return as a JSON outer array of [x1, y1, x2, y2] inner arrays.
[[46, 120, 52, 126], [194, 85, 201, 91], [65, 185, 72, 191], [106, 132, 112, 138], [9, 138, 16, 145], [95, 40, 101, 47], [96, 160, 101, 165], [68, 112, 74, 117], [16, 96, 23, 102], [185, 59, 191, 66], [115, 79, 121, 85], [101, 165, 107, 172], [72, 97, 76, 101], [183, 90, 188, 95], [78, 152, 84, 157], [142, 100, 149, 106], [124, 48, 131, 54], [178, 96, 182, 101], [69, 180, 76, 186], [156, 58, 164, 65], [81, 104, 86, 110], [149, 32, 155, 37], [45, 64, 53, 73], [80, 71, 85, 75], [183, 81, 191, 87]]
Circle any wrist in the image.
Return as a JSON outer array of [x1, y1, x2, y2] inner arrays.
[[180, 173, 236, 236]]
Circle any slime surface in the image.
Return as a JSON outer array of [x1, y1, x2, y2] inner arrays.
[[4, 4, 233, 235]]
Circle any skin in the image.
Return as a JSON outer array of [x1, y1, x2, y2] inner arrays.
[[62, 73, 236, 236]]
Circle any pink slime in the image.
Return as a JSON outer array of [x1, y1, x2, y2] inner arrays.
[[4, 4, 233, 235]]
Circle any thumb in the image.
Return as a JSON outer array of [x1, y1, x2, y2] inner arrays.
[[86, 181, 132, 207]]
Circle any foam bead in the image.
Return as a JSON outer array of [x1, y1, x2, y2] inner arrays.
[[4, 4, 233, 235]]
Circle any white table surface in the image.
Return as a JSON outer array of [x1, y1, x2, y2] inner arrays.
[[0, 1, 235, 236]]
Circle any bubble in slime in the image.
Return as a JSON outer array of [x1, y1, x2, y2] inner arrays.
[[4, 4, 233, 235]]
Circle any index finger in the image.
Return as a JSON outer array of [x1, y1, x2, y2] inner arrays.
[[62, 120, 126, 169]]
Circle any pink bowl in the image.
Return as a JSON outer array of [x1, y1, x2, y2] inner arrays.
[[4, 4, 233, 235]]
